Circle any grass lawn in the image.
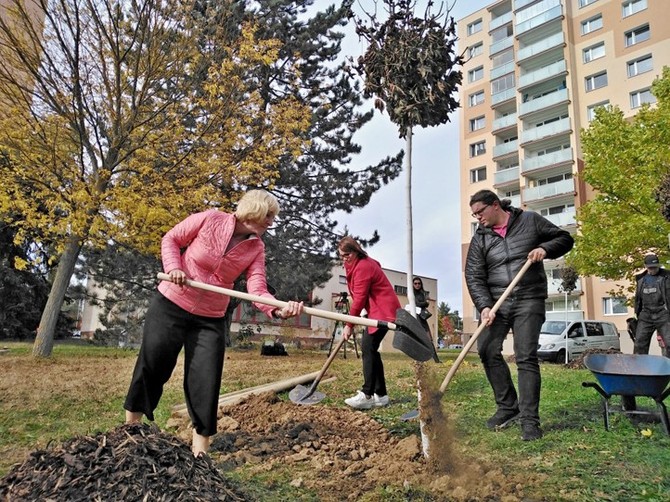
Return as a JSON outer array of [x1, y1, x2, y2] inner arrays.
[[1, 341, 669, 501]]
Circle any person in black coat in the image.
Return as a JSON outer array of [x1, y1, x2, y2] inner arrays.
[[412, 277, 432, 335], [465, 190, 574, 441]]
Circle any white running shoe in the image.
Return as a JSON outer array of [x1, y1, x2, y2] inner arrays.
[[373, 394, 390, 407], [344, 391, 374, 410]]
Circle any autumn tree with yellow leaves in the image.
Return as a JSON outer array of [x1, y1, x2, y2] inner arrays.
[[0, 0, 310, 357]]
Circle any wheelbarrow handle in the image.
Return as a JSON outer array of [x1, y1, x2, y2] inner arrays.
[[156, 273, 390, 330], [439, 259, 534, 394]]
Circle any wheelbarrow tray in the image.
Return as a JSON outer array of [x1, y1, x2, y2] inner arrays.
[[583, 354, 670, 398]]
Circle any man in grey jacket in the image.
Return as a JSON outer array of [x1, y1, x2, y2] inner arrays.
[[465, 190, 574, 441]]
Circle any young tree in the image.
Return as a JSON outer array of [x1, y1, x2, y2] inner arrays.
[[569, 66, 670, 287], [0, 0, 310, 357]]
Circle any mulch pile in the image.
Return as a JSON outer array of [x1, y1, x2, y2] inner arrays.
[[0, 423, 247, 501], [566, 348, 622, 369]]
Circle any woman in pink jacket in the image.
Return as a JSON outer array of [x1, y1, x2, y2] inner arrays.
[[124, 190, 303, 456], [338, 236, 401, 410]]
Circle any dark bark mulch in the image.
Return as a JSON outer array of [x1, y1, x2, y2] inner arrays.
[[0, 423, 247, 501]]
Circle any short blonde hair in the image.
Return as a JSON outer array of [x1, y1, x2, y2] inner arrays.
[[235, 189, 280, 223]]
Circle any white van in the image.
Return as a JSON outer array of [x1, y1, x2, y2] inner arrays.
[[537, 320, 621, 363]]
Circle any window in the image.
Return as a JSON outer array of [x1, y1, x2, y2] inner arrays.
[[602, 297, 628, 315], [470, 116, 485, 132], [625, 24, 650, 47], [622, 0, 647, 18], [587, 100, 610, 121], [470, 141, 486, 157], [467, 19, 482, 36], [394, 285, 408, 295], [579, 0, 599, 6], [540, 204, 574, 216], [630, 88, 656, 108], [491, 24, 513, 43], [583, 42, 605, 63], [491, 73, 515, 94], [581, 15, 603, 35], [469, 42, 483, 58], [470, 166, 487, 183], [469, 66, 484, 83], [536, 172, 572, 186], [627, 54, 653, 77], [492, 48, 514, 69], [469, 90, 485, 107], [585, 71, 608, 92]]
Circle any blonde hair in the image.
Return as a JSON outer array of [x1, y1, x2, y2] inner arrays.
[[235, 189, 280, 223]]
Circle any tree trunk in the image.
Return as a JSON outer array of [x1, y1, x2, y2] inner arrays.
[[32, 237, 82, 358], [405, 125, 415, 313]]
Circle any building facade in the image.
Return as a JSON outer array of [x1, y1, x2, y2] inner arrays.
[[458, 0, 670, 355]]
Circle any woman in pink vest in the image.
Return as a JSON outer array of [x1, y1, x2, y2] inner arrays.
[[124, 190, 303, 456], [338, 236, 401, 410]]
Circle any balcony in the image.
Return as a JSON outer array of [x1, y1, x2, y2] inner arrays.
[[507, 194, 521, 207], [523, 178, 575, 202], [490, 11, 513, 31], [520, 117, 571, 145], [517, 32, 565, 62], [514, 0, 539, 10], [492, 139, 519, 159], [491, 60, 516, 81], [494, 165, 520, 186], [492, 113, 517, 133], [518, 59, 567, 90], [490, 36, 514, 56], [492, 87, 517, 106], [519, 88, 569, 117], [522, 147, 573, 174], [544, 210, 576, 228], [516, 4, 563, 36]]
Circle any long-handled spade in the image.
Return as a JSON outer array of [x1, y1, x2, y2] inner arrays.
[[156, 273, 439, 404], [401, 259, 533, 421], [288, 336, 347, 405]]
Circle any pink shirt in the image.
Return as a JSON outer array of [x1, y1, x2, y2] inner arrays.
[[158, 210, 276, 318]]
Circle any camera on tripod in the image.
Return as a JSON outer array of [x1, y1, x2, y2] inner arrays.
[[334, 292, 349, 311]]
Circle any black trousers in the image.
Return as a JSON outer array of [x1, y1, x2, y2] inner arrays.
[[360, 328, 388, 397], [635, 309, 670, 357], [124, 294, 228, 436]]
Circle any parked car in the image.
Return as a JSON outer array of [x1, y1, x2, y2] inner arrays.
[[537, 320, 621, 363]]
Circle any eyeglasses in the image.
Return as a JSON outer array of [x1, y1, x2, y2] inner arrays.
[[471, 205, 490, 218], [413, 282, 421, 286]]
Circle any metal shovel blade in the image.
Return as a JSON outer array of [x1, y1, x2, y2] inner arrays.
[[288, 384, 326, 405], [400, 409, 420, 421], [392, 309, 440, 363]]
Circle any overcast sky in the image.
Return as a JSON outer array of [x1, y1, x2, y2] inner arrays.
[[336, 0, 491, 313]]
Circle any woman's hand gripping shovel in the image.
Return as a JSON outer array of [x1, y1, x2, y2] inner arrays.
[[400, 259, 533, 421], [156, 273, 439, 406]]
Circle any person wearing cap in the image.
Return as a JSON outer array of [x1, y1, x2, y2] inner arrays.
[[633, 253, 670, 357]]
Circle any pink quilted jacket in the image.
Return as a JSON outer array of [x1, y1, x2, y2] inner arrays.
[[158, 210, 276, 318]]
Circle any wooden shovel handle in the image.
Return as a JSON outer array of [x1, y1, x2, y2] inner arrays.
[[439, 259, 534, 394]]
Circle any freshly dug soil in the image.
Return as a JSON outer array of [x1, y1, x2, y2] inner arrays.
[[0, 423, 247, 501]]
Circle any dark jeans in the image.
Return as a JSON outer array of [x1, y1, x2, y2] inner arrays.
[[360, 327, 388, 397], [477, 297, 545, 426], [124, 294, 228, 436], [635, 309, 670, 357]]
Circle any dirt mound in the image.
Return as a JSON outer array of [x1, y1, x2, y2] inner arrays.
[[566, 348, 623, 369], [0, 423, 246, 501]]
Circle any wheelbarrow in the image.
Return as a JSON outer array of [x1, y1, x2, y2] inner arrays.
[[582, 353, 670, 435]]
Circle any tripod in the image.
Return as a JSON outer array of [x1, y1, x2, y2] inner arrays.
[[327, 293, 359, 359]]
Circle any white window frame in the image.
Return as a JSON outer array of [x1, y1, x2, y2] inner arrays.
[[467, 19, 482, 36], [602, 297, 628, 315], [587, 100, 610, 121], [585, 71, 608, 92], [579, 0, 599, 7], [470, 166, 487, 183], [625, 24, 650, 47], [470, 141, 486, 157], [622, 0, 647, 18], [627, 54, 652, 77], [470, 116, 485, 132], [469, 42, 483, 58], [469, 90, 485, 107], [583, 42, 605, 63], [630, 88, 656, 108], [581, 15, 603, 35], [469, 66, 484, 83]]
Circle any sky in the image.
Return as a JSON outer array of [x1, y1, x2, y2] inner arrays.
[[335, 0, 491, 313]]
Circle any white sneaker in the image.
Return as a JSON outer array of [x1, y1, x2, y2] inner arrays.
[[344, 391, 374, 410], [373, 394, 390, 407]]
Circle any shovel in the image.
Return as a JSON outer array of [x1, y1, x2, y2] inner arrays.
[[400, 259, 533, 421], [288, 336, 347, 405], [156, 274, 438, 364]]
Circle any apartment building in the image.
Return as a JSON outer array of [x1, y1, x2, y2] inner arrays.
[[458, 0, 670, 355]]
